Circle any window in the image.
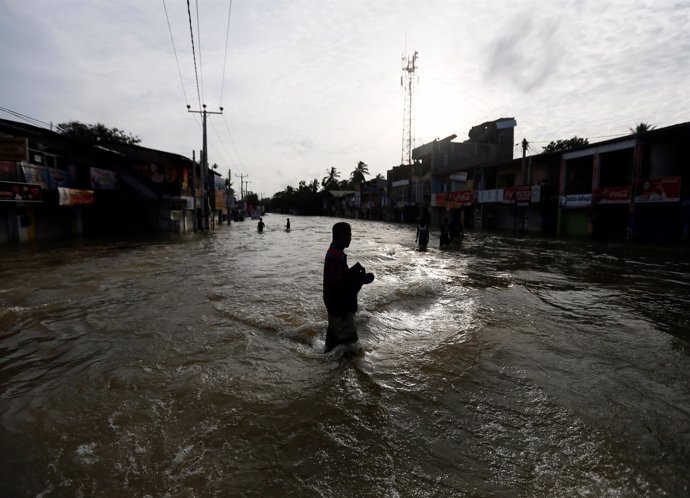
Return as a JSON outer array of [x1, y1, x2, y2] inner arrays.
[[599, 148, 633, 187], [564, 156, 594, 194]]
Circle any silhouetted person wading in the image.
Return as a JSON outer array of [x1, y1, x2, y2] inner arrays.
[[323, 222, 374, 352]]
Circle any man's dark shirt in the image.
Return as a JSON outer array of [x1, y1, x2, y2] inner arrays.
[[323, 243, 359, 317]]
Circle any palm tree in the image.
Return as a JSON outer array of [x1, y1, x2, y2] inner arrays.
[[630, 122, 656, 135], [321, 167, 340, 190], [350, 161, 369, 184]]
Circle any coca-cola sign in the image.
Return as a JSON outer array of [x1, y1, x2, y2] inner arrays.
[[434, 190, 472, 207], [592, 186, 630, 204]]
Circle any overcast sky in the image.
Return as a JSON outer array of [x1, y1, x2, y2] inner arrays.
[[2, 0, 689, 196]]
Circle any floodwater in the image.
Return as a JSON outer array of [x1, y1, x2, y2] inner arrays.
[[1, 215, 689, 497]]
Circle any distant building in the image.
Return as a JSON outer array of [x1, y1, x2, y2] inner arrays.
[[357, 177, 388, 220], [409, 117, 516, 227], [0, 118, 225, 243]]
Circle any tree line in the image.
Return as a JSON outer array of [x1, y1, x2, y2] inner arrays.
[[54, 120, 657, 215], [268, 161, 385, 215]]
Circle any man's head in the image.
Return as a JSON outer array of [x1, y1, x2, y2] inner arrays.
[[332, 222, 351, 248]]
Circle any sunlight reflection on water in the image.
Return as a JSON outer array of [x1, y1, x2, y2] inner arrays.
[[0, 215, 689, 497]]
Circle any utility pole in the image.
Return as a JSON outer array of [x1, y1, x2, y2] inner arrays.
[[236, 173, 247, 201], [227, 168, 232, 224], [521, 138, 529, 184], [235, 173, 247, 217], [187, 104, 223, 231], [191, 150, 197, 232], [520, 138, 529, 233]]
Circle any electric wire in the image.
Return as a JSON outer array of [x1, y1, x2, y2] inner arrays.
[[513, 133, 630, 151], [221, 114, 249, 176], [210, 120, 239, 172], [186, 0, 202, 109], [162, 0, 189, 106], [219, 0, 233, 106], [194, 0, 205, 105], [0, 107, 51, 128]]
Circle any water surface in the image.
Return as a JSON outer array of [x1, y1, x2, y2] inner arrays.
[[1, 216, 688, 497]]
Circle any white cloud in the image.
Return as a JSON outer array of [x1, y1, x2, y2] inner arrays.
[[1, 0, 688, 195]]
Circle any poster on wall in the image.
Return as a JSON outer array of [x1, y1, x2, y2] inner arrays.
[[90, 167, 118, 189], [20, 163, 74, 189], [58, 187, 95, 206], [634, 176, 681, 203], [560, 193, 592, 208], [0, 181, 42, 202], [503, 186, 532, 204], [592, 186, 630, 204], [446, 190, 472, 208]]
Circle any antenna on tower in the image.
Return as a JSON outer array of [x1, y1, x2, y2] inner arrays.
[[401, 50, 418, 166]]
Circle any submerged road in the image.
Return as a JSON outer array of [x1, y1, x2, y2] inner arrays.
[[1, 215, 689, 496]]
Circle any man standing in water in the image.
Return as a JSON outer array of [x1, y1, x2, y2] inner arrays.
[[323, 222, 374, 352]]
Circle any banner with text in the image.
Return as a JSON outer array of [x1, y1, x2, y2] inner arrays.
[[58, 187, 95, 206], [434, 190, 473, 208], [503, 185, 533, 205], [634, 176, 681, 203], [560, 193, 592, 208], [21, 163, 75, 189], [0, 181, 42, 202], [90, 167, 118, 190], [592, 186, 630, 204]]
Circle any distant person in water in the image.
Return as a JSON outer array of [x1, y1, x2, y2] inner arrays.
[[416, 218, 429, 250], [439, 218, 450, 248], [285, 218, 291, 230], [257, 217, 265, 231], [449, 216, 464, 241], [323, 222, 374, 352]]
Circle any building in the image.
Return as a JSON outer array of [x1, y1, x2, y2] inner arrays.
[[0, 118, 225, 244], [475, 120, 690, 244], [324, 190, 356, 218], [97, 140, 200, 233], [386, 164, 414, 223], [1, 118, 117, 243], [477, 153, 560, 234], [413, 117, 517, 228], [558, 121, 690, 243], [356, 177, 388, 220]]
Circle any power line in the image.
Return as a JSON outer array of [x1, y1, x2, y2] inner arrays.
[[589, 133, 626, 140], [0, 107, 51, 128], [219, 0, 233, 105], [194, 0, 205, 105], [208, 118, 249, 180], [162, 0, 189, 106], [186, 0, 202, 108], [513, 132, 631, 149], [209, 119, 238, 170], [222, 114, 248, 176]]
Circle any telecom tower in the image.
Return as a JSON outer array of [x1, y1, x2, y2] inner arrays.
[[401, 50, 418, 166]]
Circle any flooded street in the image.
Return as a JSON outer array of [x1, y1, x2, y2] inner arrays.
[[1, 215, 689, 497]]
